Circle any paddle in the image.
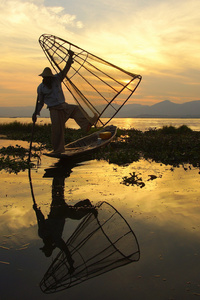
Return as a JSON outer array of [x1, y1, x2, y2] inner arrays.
[[27, 97, 39, 206], [28, 96, 39, 164]]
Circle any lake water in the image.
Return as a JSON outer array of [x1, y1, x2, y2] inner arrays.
[[0, 117, 200, 131], [1, 155, 200, 300], [1, 118, 200, 299]]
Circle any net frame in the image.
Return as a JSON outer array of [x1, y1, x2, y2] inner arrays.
[[39, 34, 142, 127], [40, 201, 140, 293]]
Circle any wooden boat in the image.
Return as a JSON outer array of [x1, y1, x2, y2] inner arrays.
[[44, 125, 117, 158]]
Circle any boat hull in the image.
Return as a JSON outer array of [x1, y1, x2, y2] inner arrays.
[[44, 125, 117, 158]]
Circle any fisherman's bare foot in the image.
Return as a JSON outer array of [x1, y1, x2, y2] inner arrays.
[[90, 113, 98, 125], [86, 123, 92, 132], [86, 113, 98, 132]]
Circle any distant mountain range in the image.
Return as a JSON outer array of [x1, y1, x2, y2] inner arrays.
[[1, 100, 200, 118], [115, 100, 200, 118]]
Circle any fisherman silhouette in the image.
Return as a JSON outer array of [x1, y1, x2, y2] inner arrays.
[[33, 169, 97, 274]]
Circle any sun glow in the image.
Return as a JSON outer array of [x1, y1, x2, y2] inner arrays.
[[0, 0, 199, 107]]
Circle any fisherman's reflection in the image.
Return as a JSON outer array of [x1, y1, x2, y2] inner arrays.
[[33, 175, 97, 274]]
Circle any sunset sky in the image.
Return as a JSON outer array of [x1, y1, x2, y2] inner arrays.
[[0, 0, 199, 108]]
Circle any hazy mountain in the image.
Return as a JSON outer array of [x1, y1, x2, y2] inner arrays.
[[109, 100, 200, 118], [1, 100, 200, 118], [98, 100, 200, 118], [0, 106, 50, 118]]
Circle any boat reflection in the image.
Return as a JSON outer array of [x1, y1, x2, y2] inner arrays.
[[28, 162, 140, 294]]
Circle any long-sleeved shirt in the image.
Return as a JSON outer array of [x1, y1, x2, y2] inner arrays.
[[36, 55, 73, 115], [34, 207, 74, 264]]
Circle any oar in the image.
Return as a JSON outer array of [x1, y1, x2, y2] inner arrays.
[[28, 98, 39, 206], [28, 167, 36, 205], [28, 97, 39, 164]]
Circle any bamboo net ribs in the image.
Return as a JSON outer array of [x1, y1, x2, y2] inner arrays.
[[39, 34, 142, 127], [40, 201, 140, 293]]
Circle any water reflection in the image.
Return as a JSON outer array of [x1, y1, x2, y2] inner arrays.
[[30, 162, 97, 266], [40, 201, 140, 293], [28, 162, 140, 294], [33, 182, 96, 269], [1, 153, 200, 299]]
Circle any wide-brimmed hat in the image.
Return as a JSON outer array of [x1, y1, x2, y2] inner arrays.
[[39, 67, 54, 77]]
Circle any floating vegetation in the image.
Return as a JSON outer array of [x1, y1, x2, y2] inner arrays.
[[0, 122, 86, 174], [0, 145, 30, 158], [121, 172, 145, 188], [95, 144, 140, 166], [0, 145, 42, 174], [121, 173, 161, 188], [94, 125, 200, 169], [147, 175, 159, 181], [0, 121, 87, 148], [1, 122, 200, 172]]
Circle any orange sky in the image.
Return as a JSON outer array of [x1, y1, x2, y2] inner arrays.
[[0, 0, 200, 108]]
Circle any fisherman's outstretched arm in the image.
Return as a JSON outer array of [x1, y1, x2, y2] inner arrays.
[[60, 50, 74, 80]]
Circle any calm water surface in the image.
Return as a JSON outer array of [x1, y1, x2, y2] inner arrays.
[[1, 142, 200, 299], [0, 117, 200, 131], [1, 116, 200, 299]]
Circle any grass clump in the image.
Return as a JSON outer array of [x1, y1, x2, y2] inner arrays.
[[159, 124, 193, 134]]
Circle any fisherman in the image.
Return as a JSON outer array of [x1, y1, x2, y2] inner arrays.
[[32, 50, 97, 155], [33, 175, 97, 274]]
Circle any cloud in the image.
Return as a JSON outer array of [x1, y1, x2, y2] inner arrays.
[[0, 0, 199, 107], [79, 0, 200, 75], [0, 0, 84, 106], [0, 207, 37, 231], [72, 0, 200, 104], [0, 0, 83, 42]]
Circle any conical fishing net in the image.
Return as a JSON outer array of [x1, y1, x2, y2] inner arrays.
[[39, 34, 142, 127], [40, 201, 140, 293]]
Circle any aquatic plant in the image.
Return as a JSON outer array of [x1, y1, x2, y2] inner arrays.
[[94, 125, 200, 168], [1, 122, 200, 171], [159, 124, 192, 134], [94, 142, 140, 166], [0, 121, 88, 150], [121, 172, 145, 188], [0, 156, 35, 174], [0, 145, 41, 174]]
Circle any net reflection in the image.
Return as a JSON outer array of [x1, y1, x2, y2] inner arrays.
[[40, 200, 140, 293], [28, 161, 140, 294]]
